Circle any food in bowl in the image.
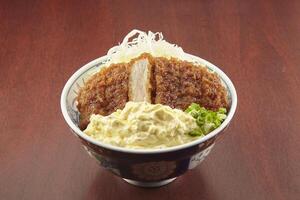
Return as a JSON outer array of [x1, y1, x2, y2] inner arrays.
[[76, 30, 229, 149], [61, 29, 237, 187]]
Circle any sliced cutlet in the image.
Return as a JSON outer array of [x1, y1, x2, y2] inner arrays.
[[153, 57, 228, 111], [77, 63, 130, 130], [77, 53, 229, 130], [128, 57, 152, 102], [104, 63, 130, 113]]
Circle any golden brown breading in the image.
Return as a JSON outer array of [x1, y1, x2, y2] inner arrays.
[[77, 63, 130, 129], [152, 56, 228, 111]]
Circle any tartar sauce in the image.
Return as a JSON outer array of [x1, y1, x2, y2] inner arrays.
[[84, 101, 198, 149]]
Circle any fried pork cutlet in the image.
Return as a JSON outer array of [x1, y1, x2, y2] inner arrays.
[[152, 56, 228, 111], [77, 63, 130, 129], [77, 57, 152, 129], [77, 53, 229, 130]]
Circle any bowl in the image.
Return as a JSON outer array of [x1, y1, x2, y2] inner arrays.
[[60, 53, 237, 187]]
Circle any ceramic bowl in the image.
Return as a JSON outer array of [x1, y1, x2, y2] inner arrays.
[[60, 53, 237, 187]]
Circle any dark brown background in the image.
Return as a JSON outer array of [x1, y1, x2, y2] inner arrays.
[[1, 0, 299, 199]]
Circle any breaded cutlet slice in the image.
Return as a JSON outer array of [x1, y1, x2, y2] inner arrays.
[[128, 55, 152, 102], [152, 57, 228, 111], [77, 63, 130, 130], [77, 54, 152, 130]]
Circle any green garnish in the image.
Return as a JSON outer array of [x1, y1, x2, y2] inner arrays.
[[185, 103, 227, 137]]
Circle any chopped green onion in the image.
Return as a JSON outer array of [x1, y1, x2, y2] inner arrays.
[[186, 103, 227, 137], [188, 128, 204, 137]]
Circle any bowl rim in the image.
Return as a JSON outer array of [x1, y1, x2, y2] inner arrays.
[[60, 53, 237, 154]]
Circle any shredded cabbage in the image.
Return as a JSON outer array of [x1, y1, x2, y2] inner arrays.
[[105, 29, 192, 65]]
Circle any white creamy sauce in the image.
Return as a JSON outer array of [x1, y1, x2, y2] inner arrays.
[[84, 102, 199, 149]]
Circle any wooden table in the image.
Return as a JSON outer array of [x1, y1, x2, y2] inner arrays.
[[1, 0, 299, 199]]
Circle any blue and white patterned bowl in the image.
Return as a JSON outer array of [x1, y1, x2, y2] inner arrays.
[[60, 54, 237, 187]]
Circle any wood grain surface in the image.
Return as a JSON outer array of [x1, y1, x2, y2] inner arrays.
[[0, 0, 299, 199]]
